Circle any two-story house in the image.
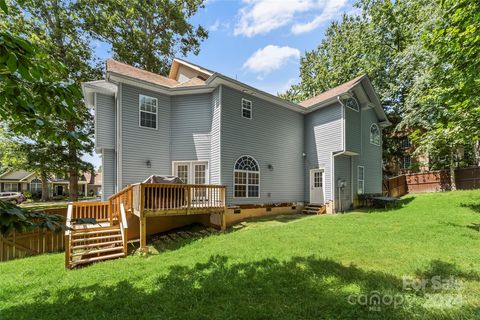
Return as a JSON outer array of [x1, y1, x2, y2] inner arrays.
[[82, 59, 390, 215]]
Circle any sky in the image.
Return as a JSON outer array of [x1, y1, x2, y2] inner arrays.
[[84, 0, 356, 168]]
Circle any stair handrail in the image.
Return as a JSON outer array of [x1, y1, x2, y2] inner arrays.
[[120, 203, 128, 256], [64, 204, 73, 268]]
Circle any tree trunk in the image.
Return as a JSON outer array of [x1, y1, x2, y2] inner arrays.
[[449, 148, 457, 191], [40, 171, 49, 201], [68, 121, 79, 202], [474, 141, 480, 166]]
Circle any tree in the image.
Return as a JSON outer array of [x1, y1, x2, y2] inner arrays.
[[282, 0, 439, 174], [79, 0, 208, 74], [0, 133, 66, 201], [0, 3, 81, 139], [2, 0, 100, 201]]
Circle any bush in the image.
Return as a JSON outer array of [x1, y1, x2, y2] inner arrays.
[[0, 200, 66, 237], [23, 191, 33, 199]]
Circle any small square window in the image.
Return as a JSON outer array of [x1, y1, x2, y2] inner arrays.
[[242, 99, 252, 119]]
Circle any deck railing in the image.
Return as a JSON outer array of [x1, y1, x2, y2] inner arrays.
[[68, 201, 111, 222], [132, 183, 226, 215], [109, 185, 133, 223]]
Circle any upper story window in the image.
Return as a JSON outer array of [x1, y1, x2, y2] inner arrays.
[[234, 155, 259, 198], [400, 156, 411, 170], [139, 94, 158, 129], [241, 99, 252, 119], [345, 97, 359, 112], [370, 123, 381, 146], [400, 137, 411, 149]]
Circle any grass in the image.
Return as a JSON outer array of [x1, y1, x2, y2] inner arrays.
[[1, 190, 480, 319], [20, 197, 98, 211]]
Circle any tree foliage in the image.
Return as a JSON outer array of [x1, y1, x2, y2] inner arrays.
[[0, 200, 66, 237], [283, 0, 479, 177], [79, 0, 208, 74]]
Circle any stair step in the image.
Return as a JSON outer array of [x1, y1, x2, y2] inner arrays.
[[307, 204, 323, 208], [70, 252, 125, 266], [72, 240, 123, 250], [302, 210, 319, 214], [72, 246, 123, 257], [72, 228, 121, 237], [72, 234, 122, 243]]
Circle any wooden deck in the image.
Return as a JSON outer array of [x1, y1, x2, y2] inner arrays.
[[65, 183, 227, 267], [129, 183, 227, 252]]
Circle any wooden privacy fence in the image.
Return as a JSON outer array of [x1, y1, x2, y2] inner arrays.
[[0, 228, 65, 262], [384, 166, 480, 196]]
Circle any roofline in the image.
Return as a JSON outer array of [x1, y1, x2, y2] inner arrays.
[[168, 58, 214, 80]]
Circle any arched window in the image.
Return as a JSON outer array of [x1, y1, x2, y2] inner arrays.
[[370, 123, 380, 146], [345, 97, 359, 112], [30, 178, 42, 193], [234, 155, 259, 198]]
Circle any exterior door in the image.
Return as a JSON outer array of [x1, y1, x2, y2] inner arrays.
[[173, 161, 208, 184], [310, 169, 324, 204]]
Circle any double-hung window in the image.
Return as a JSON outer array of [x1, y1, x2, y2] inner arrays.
[[139, 94, 158, 129], [241, 99, 252, 119]]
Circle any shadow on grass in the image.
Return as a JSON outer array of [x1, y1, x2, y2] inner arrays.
[[416, 260, 480, 283], [2, 256, 478, 319], [460, 202, 480, 213]]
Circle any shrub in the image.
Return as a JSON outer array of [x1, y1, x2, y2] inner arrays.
[[23, 191, 33, 199]]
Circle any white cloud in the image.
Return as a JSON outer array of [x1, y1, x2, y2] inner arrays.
[[209, 20, 221, 32], [291, 0, 347, 34], [234, 0, 348, 37], [243, 45, 300, 74]]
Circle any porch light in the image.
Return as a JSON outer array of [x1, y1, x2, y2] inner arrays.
[[146, 160, 151, 168]]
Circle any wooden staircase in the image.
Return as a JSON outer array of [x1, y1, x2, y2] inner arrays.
[[302, 203, 326, 215], [65, 200, 129, 269]]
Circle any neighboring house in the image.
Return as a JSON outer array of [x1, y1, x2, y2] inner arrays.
[[83, 59, 390, 213], [0, 170, 91, 198], [84, 171, 102, 197], [384, 135, 430, 176]]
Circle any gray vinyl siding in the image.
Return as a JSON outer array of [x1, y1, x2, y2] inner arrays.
[[344, 104, 361, 154], [170, 94, 212, 162], [304, 103, 343, 203], [102, 149, 116, 200], [210, 86, 222, 184], [220, 86, 304, 205], [121, 84, 171, 187], [334, 155, 352, 210], [95, 93, 115, 149], [352, 108, 383, 197]]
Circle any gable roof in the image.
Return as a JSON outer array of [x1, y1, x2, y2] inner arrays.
[[0, 170, 31, 181], [299, 75, 366, 108], [106, 59, 178, 87], [98, 59, 388, 124]]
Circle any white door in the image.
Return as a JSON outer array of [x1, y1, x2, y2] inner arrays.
[[173, 161, 209, 184], [310, 169, 324, 204]]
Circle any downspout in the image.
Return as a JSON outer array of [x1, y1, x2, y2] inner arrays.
[[332, 96, 348, 212]]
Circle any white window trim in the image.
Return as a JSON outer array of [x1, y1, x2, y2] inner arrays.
[[357, 166, 365, 195], [345, 97, 359, 112], [370, 123, 381, 146], [171, 160, 210, 184], [233, 155, 260, 198], [138, 94, 158, 130], [241, 98, 252, 120], [400, 156, 411, 170]]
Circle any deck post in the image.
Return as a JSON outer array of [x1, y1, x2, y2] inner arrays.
[[221, 188, 227, 231], [139, 184, 148, 253], [187, 186, 191, 214]]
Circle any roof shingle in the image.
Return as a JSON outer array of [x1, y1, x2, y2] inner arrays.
[[299, 75, 366, 108]]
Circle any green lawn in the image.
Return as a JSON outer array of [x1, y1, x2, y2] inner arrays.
[[1, 190, 480, 319]]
